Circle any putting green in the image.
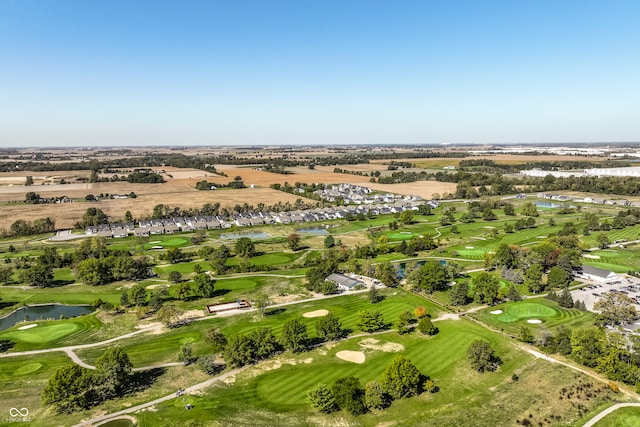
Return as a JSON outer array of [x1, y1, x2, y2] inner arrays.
[[145, 238, 188, 249], [386, 232, 419, 241], [13, 362, 43, 376], [495, 302, 557, 323], [2, 322, 80, 344]]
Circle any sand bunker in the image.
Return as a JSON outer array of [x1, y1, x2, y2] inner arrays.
[[583, 254, 601, 259], [465, 246, 475, 249], [359, 338, 405, 352], [18, 324, 38, 330], [527, 319, 542, 324], [336, 350, 366, 364], [490, 310, 503, 315], [303, 309, 329, 318]]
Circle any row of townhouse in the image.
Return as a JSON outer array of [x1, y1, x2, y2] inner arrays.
[[85, 200, 431, 238]]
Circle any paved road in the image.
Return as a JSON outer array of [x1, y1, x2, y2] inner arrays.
[[582, 403, 640, 427]]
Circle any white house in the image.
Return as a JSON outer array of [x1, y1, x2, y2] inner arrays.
[[578, 265, 618, 282]]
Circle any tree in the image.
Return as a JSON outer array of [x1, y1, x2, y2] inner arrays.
[[519, 325, 534, 343], [450, 281, 470, 306], [93, 347, 133, 398], [177, 342, 194, 365], [525, 264, 544, 293], [399, 210, 414, 224], [414, 306, 427, 319], [197, 354, 224, 375], [381, 355, 423, 399], [315, 313, 345, 341], [571, 327, 605, 368], [594, 292, 637, 327], [42, 364, 93, 413], [168, 270, 182, 284], [324, 235, 335, 248], [374, 262, 398, 287], [235, 237, 256, 258], [332, 376, 367, 415], [174, 281, 192, 300], [156, 304, 183, 326], [207, 328, 228, 355], [472, 273, 500, 304], [0, 265, 13, 284], [547, 266, 570, 288], [506, 285, 522, 302], [250, 327, 280, 360], [417, 317, 438, 335], [128, 284, 148, 306], [395, 311, 414, 335], [356, 310, 385, 333], [193, 273, 216, 298], [253, 293, 271, 317], [307, 384, 337, 413], [364, 380, 390, 410], [280, 318, 308, 353], [558, 287, 574, 308], [25, 175, 33, 186], [408, 260, 448, 293], [21, 263, 54, 287], [466, 339, 501, 373], [287, 233, 301, 251], [495, 244, 517, 269], [596, 233, 611, 249], [223, 334, 255, 367], [369, 285, 380, 304], [521, 202, 539, 217]]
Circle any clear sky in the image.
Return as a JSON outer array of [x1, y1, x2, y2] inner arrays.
[[1, 0, 639, 147]]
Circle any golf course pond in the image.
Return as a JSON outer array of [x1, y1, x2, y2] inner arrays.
[[0, 304, 94, 332], [221, 231, 271, 240], [296, 226, 329, 235]]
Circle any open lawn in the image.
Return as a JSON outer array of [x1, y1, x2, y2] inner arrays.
[[594, 407, 640, 427], [145, 237, 189, 249], [473, 298, 594, 337]]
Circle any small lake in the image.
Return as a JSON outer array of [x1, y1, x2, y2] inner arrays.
[[534, 202, 562, 208], [221, 231, 271, 240], [297, 227, 329, 235], [0, 304, 94, 332]]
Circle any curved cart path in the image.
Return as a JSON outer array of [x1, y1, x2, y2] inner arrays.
[[581, 403, 640, 427]]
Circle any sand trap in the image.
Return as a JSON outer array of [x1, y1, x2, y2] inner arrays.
[[359, 338, 405, 352], [149, 241, 161, 244], [465, 246, 475, 249], [303, 309, 329, 318], [336, 350, 366, 364], [18, 324, 38, 330], [490, 310, 503, 315], [537, 236, 547, 239], [527, 319, 542, 324], [583, 254, 601, 259], [483, 226, 495, 229]]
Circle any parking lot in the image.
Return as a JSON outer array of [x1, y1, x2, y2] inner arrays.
[[571, 275, 640, 312]]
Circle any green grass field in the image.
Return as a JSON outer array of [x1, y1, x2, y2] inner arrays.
[[145, 237, 189, 249], [473, 298, 594, 336], [594, 406, 640, 427]]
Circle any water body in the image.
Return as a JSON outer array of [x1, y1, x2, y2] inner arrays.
[[296, 227, 329, 235], [0, 304, 94, 332], [534, 201, 563, 208], [220, 231, 271, 240]]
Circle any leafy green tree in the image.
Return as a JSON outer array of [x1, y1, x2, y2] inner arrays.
[[42, 364, 93, 413], [307, 384, 337, 413], [155, 304, 183, 326], [558, 287, 574, 308], [223, 334, 256, 367], [521, 202, 539, 217], [166, 247, 189, 264], [596, 233, 610, 249], [253, 293, 271, 316], [356, 310, 385, 333], [364, 380, 390, 410], [547, 266, 570, 288], [466, 340, 501, 373], [374, 262, 398, 287], [193, 273, 216, 298], [519, 325, 534, 343], [315, 313, 345, 341], [128, 283, 148, 306], [594, 292, 637, 327], [197, 354, 224, 375], [417, 317, 439, 335], [207, 328, 228, 355], [177, 342, 194, 365], [395, 310, 414, 335], [472, 272, 500, 304], [525, 264, 544, 293], [571, 327, 605, 368], [408, 260, 448, 293], [93, 347, 133, 399], [20, 263, 54, 287], [280, 318, 308, 353], [369, 285, 380, 303], [399, 210, 414, 224], [381, 355, 423, 399], [288, 233, 301, 251], [119, 291, 130, 307], [450, 281, 470, 305], [332, 376, 367, 415], [250, 327, 280, 360], [0, 265, 14, 284], [174, 281, 192, 300], [235, 237, 256, 258], [495, 244, 517, 269], [506, 285, 522, 302], [168, 270, 182, 283], [324, 235, 335, 248]]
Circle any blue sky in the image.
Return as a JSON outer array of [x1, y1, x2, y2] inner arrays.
[[1, 0, 639, 147]]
